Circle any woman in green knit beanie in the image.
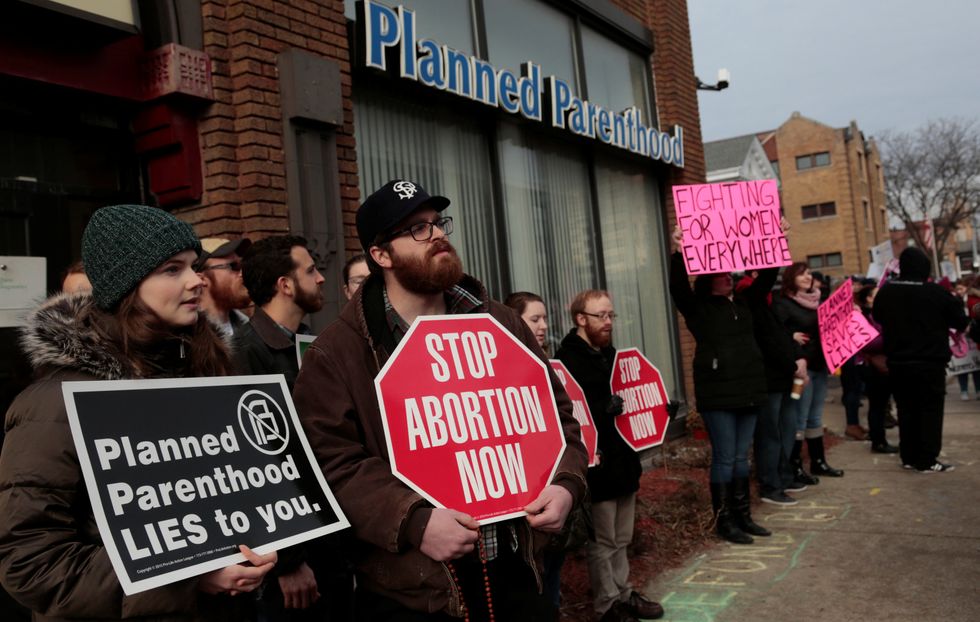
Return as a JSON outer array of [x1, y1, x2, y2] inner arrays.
[[0, 205, 277, 620]]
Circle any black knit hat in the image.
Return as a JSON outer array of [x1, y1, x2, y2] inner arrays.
[[82, 205, 202, 309]]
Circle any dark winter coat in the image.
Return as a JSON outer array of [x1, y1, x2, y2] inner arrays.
[[668, 253, 770, 411], [748, 296, 804, 394], [233, 307, 303, 390], [872, 248, 969, 365], [0, 293, 250, 621], [556, 330, 642, 504], [291, 274, 588, 616], [771, 293, 827, 373]]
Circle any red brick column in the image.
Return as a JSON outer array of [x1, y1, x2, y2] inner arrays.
[[176, 0, 358, 243]]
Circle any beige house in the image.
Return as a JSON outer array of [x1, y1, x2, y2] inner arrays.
[[754, 112, 891, 277]]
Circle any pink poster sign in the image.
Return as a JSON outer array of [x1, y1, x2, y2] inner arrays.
[[672, 180, 792, 275], [818, 278, 880, 372]]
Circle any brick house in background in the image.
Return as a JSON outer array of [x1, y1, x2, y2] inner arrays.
[[0, 0, 706, 420], [756, 112, 890, 277]]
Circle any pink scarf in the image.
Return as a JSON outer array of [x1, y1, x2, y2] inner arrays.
[[789, 288, 821, 310]]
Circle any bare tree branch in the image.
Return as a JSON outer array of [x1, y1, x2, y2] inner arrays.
[[880, 118, 980, 257]]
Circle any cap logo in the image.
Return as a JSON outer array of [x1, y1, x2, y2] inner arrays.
[[393, 181, 417, 200]]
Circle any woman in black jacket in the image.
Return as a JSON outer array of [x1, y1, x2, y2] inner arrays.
[[772, 262, 844, 481], [668, 229, 772, 545]]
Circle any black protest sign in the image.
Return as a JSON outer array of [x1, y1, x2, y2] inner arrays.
[[63, 375, 349, 595]]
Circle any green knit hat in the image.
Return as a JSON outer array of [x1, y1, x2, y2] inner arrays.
[[82, 205, 202, 309]]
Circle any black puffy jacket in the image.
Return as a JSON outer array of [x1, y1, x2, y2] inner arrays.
[[669, 253, 770, 411]]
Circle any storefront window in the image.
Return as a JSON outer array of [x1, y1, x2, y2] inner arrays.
[[353, 86, 503, 295], [483, 0, 578, 90], [345, 0, 476, 55], [581, 26, 653, 127], [496, 123, 598, 349], [595, 157, 678, 397]]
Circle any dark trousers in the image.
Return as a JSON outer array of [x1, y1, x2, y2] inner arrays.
[[354, 545, 552, 622], [840, 359, 864, 426], [860, 365, 890, 445], [890, 363, 947, 468], [756, 392, 797, 494]]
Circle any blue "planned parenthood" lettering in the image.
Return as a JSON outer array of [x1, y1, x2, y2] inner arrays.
[[358, 0, 684, 168]]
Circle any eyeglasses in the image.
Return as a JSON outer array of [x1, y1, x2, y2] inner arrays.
[[580, 311, 617, 321], [387, 216, 453, 242], [201, 261, 242, 272]]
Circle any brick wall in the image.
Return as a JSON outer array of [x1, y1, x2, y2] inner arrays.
[[176, 0, 357, 242], [612, 0, 705, 411], [774, 114, 889, 278]]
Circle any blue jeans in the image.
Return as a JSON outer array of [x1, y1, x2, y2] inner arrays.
[[702, 407, 759, 483], [755, 392, 798, 494], [957, 371, 980, 394], [796, 369, 828, 433]]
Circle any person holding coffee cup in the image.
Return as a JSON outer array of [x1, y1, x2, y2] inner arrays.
[[773, 263, 845, 482], [738, 268, 810, 507]]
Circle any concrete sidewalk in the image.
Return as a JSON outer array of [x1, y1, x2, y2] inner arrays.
[[641, 380, 980, 622]]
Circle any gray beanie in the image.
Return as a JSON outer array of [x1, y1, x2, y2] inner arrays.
[[82, 205, 202, 309]]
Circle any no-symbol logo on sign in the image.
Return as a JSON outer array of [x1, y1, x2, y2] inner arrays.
[[237, 390, 290, 455]]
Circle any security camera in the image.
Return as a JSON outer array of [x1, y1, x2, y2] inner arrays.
[[716, 68, 730, 90]]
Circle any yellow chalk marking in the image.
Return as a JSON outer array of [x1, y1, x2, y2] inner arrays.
[[870, 488, 881, 496]]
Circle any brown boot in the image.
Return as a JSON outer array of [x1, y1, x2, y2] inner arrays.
[[845, 424, 868, 441]]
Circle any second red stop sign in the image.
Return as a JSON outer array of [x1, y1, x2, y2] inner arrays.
[[609, 348, 670, 451], [376, 314, 567, 524]]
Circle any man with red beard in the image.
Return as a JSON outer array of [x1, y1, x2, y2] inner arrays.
[[195, 237, 253, 336], [557, 291, 663, 622], [292, 180, 588, 622]]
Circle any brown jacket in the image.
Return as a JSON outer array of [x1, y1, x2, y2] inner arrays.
[[291, 274, 588, 615], [0, 293, 252, 621]]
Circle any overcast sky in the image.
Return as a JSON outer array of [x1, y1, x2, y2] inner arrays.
[[688, 0, 980, 143]]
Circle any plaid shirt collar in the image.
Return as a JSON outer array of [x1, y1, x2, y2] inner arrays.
[[383, 284, 482, 345]]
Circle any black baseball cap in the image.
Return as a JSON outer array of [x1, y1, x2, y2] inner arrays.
[[356, 179, 450, 251]]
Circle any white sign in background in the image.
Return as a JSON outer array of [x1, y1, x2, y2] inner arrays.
[[0, 256, 46, 327]]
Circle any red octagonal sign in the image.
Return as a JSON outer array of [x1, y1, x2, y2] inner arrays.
[[376, 314, 566, 524], [609, 348, 670, 451], [549, 360, 598, 468]]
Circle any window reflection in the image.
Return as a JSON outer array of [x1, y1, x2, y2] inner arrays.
[[484, 0, 578, 90], [581, 26, 653, 126]]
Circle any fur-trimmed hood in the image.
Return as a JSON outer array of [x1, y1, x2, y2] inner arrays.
[[20, 292, 131, 380]]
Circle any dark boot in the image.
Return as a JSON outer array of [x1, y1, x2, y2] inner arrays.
[[808, 436, 844, 477], [731, 477, 771, 537], [710, 482, 753, 544], [791, 439, 819, 485]]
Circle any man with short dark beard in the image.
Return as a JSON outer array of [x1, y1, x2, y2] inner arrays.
[[291, 180, 588, 621], [557, 290, 663, 622], [196, 237, 253, 336], [235, 235, 324, 390], [233, 235, 352, 622]]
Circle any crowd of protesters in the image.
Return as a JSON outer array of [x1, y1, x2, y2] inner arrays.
[[0, 183, 974, 622]]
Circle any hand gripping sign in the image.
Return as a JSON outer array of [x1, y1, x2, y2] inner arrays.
[[609, 348, 670, 451], [376, 314, 567, 524], [549, 360, 599, 467]]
